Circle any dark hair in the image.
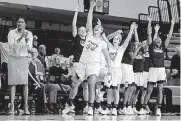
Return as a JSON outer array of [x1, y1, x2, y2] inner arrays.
[[17, 16, 27, 23]]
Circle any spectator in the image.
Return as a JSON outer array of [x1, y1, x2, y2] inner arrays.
[[37, 45, 48, 69], [33, 35, 38, 48], [49, 55, 71, 93], [50, 47, 64, 67], [167, 46, 180, 86], [29, 48, 59, 113]]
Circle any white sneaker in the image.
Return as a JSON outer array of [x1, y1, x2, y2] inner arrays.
[[112, 108, 117, 116], [106, 108, 112, 115], [100, 109, 106, 115], [132, 107, 139, 114], [145, 106, 151, 114], [87, 107, 94, 115], [62, 104, 75, 114], [83, 105, 88, 114], [96, 89, 105, 102], [139, 108, 146, 115], [69, 109, 75, 113], [122, 107, 131, 115], [118, 109, 124, 115], [156, 108, 161, 116], [127, 106, 134, 115], [100, 108, 112, 115], [94, 107, 103, 114]]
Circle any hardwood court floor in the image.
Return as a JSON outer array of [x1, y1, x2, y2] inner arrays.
[[0, 114, 180, 121]]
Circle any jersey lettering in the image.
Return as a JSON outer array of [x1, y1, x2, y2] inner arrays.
[[85, 40, 99, 51]]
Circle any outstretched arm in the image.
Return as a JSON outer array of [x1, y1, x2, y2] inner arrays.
[[134, 24, 139, 43], [86, 1, 96, 34], [153, 24, 160, 41], [165, 18, 175, 48], [147, 16, 152, 45], [107, 30, 123, 41], [72, 5, 80, 37], [102, 33, 113, 49], [122, 22, 136, 49]]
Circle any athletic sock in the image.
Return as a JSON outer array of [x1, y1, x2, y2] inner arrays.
[[107, 104, 112, 110], [122, 104, 126, 109], [127, 102, 131, 107], [95, 102, 101, 109], [113, 104, 118, 109], [132, 104, 136, 108], [88, 103, 94, 108], [67, 98, 74, 106], [84, 101, 88, 107], [157, 104, 162, 108], [142, 104, 147, 109]]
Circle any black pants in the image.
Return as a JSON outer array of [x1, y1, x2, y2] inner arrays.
[[163, 88, 172, 113]]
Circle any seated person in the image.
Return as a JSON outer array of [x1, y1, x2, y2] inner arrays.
[[49, 55, 72, 93], [29, 48, 59, 113], [167, 46, 180, 86]]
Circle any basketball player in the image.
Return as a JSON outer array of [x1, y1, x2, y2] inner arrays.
[[100, 22, 137, 115], [63, 1, 111, 115], [142, 16, 175, 116], [62, 5, 88, 114]]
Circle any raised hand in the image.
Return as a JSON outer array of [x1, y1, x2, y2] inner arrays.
[[154, 24, 160, 32], [117, 30, 123, 34], [134, 24, 138, 31], [147, 16, 152, 23], [90, 0, 96, 8], [75, 5, 80, 12], [97, 18, 101, 26], [130, 22, 136, 30]]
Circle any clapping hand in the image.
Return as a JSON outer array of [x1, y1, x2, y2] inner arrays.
[[22, 31, 29, 43], [22, 31, 28, 38]]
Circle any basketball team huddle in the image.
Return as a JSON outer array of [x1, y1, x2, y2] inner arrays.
[[61, 0, 176, 116]]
